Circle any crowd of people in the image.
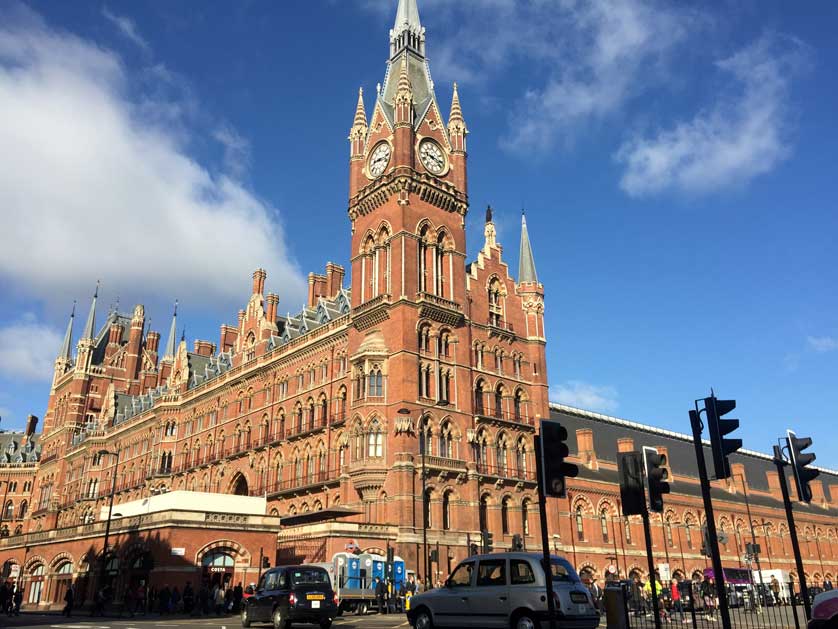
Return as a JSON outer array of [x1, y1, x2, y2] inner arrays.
[[373, 573, 420, 614], [0, 581, 23, 616]]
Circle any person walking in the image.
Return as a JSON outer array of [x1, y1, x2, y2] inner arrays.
[[375, 577, 387, 614], [12, 585, 22, 616], [62, 583, 75, 617], [588, 578, 603, 615], [701, 576, 717, 621], [233, 582, 243, 613], [671, 578, 687, 623], [213, 584, 225, 615], [183, 581, 194, 615]]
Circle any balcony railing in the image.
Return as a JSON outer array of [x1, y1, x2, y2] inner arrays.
[[257, 470, 336, 496], [422, 455, 467, 472], [475, 462, 536, 482], [475, 408, 534, 427]]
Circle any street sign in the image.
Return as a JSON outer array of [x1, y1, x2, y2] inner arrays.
[[607, 564, 617, 575], [658, 563, 671, 581], [171, 547, 185, 556]]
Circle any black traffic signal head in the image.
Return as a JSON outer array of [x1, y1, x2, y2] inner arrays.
[[704, 395, 742, 480], [618, 451, 646, 516], [429, 549, 439, 564], [643, 447, 670, 512], [469, 543, 479, 556], [511, 534, 524, 551], [481, 529, 494, 553], [262, 557, 270, 569], [787, 430, 819, 503], [539, 420, 579, 498]]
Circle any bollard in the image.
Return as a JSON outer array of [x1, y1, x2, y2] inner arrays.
[[604, 583, 628, 629]]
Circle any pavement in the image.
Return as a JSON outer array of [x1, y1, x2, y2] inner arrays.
[[0, 612, 412, 629]]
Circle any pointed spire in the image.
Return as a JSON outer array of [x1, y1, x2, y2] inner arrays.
[[449, 82, 464, 124], [518, 211, 539, 284], [396, 53, 412, 98], [163, 300, 178, 360], [353, 87, 367, 127], [82, 281, 99, 340], [393, 0, 422, 35], [59, 302, 76, 361]]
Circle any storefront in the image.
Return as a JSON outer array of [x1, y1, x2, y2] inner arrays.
[[202, 549, 236, 589]]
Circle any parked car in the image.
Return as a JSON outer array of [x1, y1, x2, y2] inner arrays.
[[808, 589, 838, 629], [405, 552, 600, 629], [242, 564, 338, 629]]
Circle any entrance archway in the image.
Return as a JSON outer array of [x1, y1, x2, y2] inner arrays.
[[231, 474, 248, 496], [28, 564, 45, 604], [52, 561, 74, 605], [202, 549, 235, 589]]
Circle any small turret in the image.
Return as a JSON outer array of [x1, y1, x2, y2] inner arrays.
[[81, 281, 99, 340], [518, 211, 539, 284], [58, 302, 75, 363], [163, 301, 178, 361]]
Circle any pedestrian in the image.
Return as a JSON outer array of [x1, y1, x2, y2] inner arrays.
[[630, 576, 644, 616], [233, 582, 243, 613], [0, 582, 9, 617], [671, 578, 686, 623], [158, 584, 171, 614], [375, 577, 387, 614], [214, 584, 225, 615], [770, 576, 781, 605], [63, 583, 75, 617], [123, 585, 135, 618], [588, 578, 603, 615], [12, 585, 22, 616], [701, 576, 717, 621], [183, 581, 194, 614]]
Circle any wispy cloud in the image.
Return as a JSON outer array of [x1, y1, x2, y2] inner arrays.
[[616, 33, 809, 197], [550, 380, 619, 413], [0, 5, 307, 314], [102, 6, 150, 54], [0, 314, 63, 381], [807, 336, 838, 353], [213, 124, 251, 182]]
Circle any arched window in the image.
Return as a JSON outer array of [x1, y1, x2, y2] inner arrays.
[[439, 369, 451, 402], [294, 456, 302, 483], [442, 491, 451, 531], [438, 421, 453, 459], [28, 564, 45, 604], [368, 368, 383, 397], [501, 497, 510, 535], [438, 331, 450, 357], [516, 438, 528, 478], [600, 509, 610, 543], [479, 495, 489, 532], [665, 517, 674, 547], [575, 506, 585, 541], [435, 231, 447, 295], [473, 430, 488, 470], [202, 549, 235, 567], [424, 488, 432, 529], [496, 434, 509, 476], [685, 520, 694, 549], [418, 324, 431, 353], [474, 379, 486, 414], [336, 386, 347, 420], [513, 389, 525, 421], [18, 501, 27, 519], [522, 499, 530, 536], [3, 501, 13, 520], [367, 420, 383, 458], [488, 278, 503, 326], [624, 518, 633, 545], [418, 224, 431, 293], [494, 385, 504, 419]]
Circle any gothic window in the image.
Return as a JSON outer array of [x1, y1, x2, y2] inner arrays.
[[575, 506, 585, 541], [336, 386, 347, 420], [685, 522, 693, 549], [294, 457, 302, 483], [488, 278, 504, 327], [319, 394, 329, 423], [496, 434, 509, 476], [18, 501, 27, 519], [439, 369, 451, 403], [367, 420, 383, 458], [354, 367, 366, 400], [514, 389, 525, 421], [473, 430, 488, 470], [494, 385, 504, 419], [495, 350, 502, 373], [418, 224, 430, 293], [245, 332, 256, 362], [479, 495, 489, 532], [665, 517, 674, 547], [438, 331, 450, 357], [306, 452, 315, 483], [624, 518, 633, 545], [438, 421, 453, 459], [3, 501, 13, 520], [600, 509, 610, 543], [522, 498, 531, 536], [424, 488, 432, 529], [435, 231, 447, 295], [368, 367, 384, 397], [474, 379, 486, 414], [501, 497, 510, 535], [442, 490, 451, 531], [307, 398, 315, 430], [418, 324, 431, 353], [294, 403, 303, 433]]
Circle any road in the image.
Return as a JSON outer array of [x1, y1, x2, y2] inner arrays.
[[0, 613, 412, 629]]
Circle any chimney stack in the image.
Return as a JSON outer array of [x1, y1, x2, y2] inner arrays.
[[146, 330, 160, 353], [325, 262, 345, 298], [193, 339, 215, 357], [25, 414, 38, 438], [252, 269, 267, 295], [266, 293, 279, 323], [617, 437, 635, 453]]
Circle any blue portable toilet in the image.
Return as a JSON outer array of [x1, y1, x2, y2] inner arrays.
[[393, 556, 406, 589], [336, 553, 361, 589], [371, 557, 385, 584]]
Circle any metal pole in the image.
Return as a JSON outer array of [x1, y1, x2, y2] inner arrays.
[[737, 473, 764, 610], [0, 480, 9, 532], [689, 409, 733, 629], [534, 435, 558, 629], [641, 508, 662, 629], [773, 444, 811, 620], [420, 425, 428, 591]]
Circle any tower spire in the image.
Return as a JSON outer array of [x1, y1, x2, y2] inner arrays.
[[352, 87, 367, 128], [390, 0, 424, 57], [82, 281, 99, 340], [518, 211, 539, 284], [163, 300, 178, 360], [59, 301, 76, 361]]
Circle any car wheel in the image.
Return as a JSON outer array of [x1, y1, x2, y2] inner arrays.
[[511, 611, 536, 629], [413, 607, 434, 629], [241, 607, 251, 628], [319, 621, 332, 629], [272, 607, 288, 629], [355, 602, 367, 615]]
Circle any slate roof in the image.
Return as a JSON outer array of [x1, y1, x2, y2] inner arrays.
[[549, 403, 837, 514], [0, 431, 40, 464]]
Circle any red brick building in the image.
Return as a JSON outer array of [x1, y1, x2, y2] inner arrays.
[[1, 0, 836, 609]]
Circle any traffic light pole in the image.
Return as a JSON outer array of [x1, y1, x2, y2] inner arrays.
[[690, 409, 732, 629], [534, 435, 558, 629], [640, 507, 662, 629], [773, 445, 811, 620]]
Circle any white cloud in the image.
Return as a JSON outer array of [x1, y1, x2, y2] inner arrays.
[[102, 6, 150, 54], [0, 315, 63, 381], [616, 34, 808, 196], [0, 6, 307, 312], [550, 380, 619, 413], [807, 336, 838, 353]]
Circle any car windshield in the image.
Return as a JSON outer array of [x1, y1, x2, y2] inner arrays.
[[550, 558, 580, 583], [289, 569, 329, 586]]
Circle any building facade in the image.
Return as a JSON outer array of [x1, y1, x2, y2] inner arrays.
[[1, 0, 836, 609]]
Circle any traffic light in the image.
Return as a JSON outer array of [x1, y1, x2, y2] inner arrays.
[[787, 430, 819, 503], [705, 395, 742, 480], [262, 556, 270, 569], [511, 534, 524, 551], [481, 530, 494, 554], [539, 420, 579, 498], [618, 451, 646, 516], [387, 546, 394, 564], [469, 543, 479, 556], [643, 447, 670, 513], [700, 523, 728, 557]]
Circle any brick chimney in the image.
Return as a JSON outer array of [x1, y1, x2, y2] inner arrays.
[[252, 269, 266, 295], [146, 330, 160, 353], [220, 324, 238, 352], [809, 479, 826, 504], [576, 428, 598, 468], [25, 414, 38, 439], [325, 262, 345, 298], [266, 293, 279, 323], [617, 437, 635, 453], [193, 340, 215, 357], [767, 470, 781, 494], [308, 273, 328, 307]]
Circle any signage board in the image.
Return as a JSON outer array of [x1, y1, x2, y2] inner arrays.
[[171, 548, 186, 556]]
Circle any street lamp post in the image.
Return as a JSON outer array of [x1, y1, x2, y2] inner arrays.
[[736, 473, 765, 607], [0, 480, 9, 535], [399, 401, 449, 591], [96, 449, 121, 597]]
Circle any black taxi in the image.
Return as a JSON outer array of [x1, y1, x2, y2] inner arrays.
[[242, 564, 338, 629]]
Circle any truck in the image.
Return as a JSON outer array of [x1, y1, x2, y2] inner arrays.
[[314, 552, 406, 615], [753, 569, 792, 605]]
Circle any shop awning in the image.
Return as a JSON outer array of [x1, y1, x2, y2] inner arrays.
[[279, 507, 362, 527]]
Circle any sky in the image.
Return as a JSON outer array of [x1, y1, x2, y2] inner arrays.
[[0, 0, 836, 468]]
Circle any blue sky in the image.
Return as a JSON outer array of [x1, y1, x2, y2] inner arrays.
[[0, 0, 836, 468]]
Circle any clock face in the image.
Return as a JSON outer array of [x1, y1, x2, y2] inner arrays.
[[368, 142, 391, 178], [419, 139, 446, 175]]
